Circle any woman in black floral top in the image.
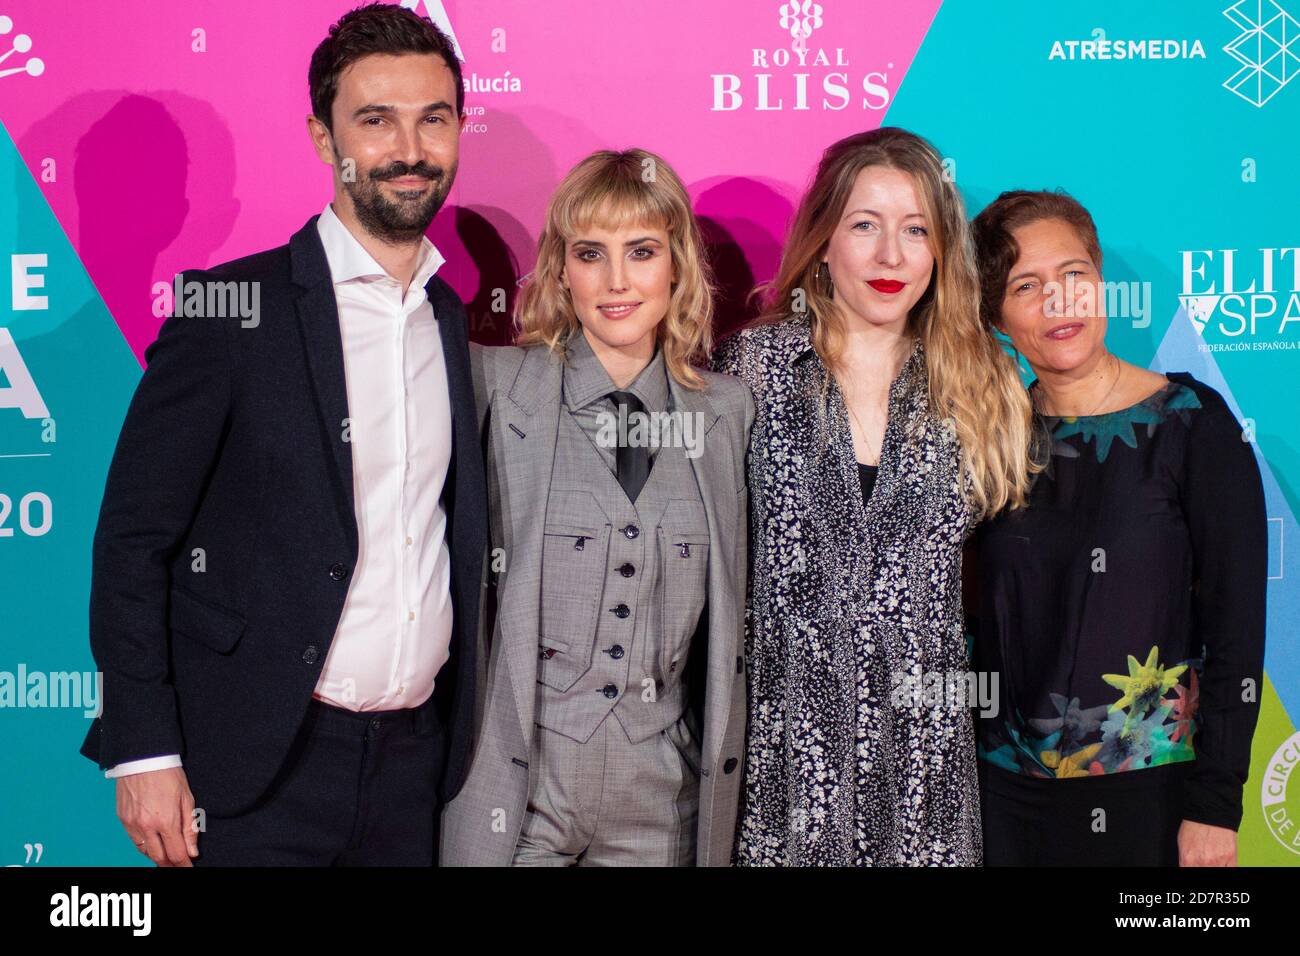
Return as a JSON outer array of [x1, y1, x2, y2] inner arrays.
[[970, 190, 1266, 866], [712, 129, 1038, 865]]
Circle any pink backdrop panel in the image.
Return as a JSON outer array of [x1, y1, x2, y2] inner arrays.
[[0, 0, 940, 357]]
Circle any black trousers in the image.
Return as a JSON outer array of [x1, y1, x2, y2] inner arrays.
[[979, 760, 1189, 866], [192, 694, 443, 866]]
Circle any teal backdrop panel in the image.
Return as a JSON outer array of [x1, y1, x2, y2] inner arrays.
[[0, 119, 148, 864], [885, 0, 1299, 864]]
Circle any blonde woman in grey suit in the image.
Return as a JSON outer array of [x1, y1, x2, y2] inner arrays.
[[440, 149, 754, 866]]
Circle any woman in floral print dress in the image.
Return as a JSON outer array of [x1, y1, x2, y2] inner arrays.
[[712, 128, 1038, 865]]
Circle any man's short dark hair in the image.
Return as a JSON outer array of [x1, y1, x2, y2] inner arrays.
[[309, 2, 464, 133]]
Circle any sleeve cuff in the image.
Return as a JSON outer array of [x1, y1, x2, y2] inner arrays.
[[105, 754, 183, 779], [1182, 777, 1245, 832]]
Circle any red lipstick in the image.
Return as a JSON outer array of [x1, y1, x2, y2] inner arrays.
[[867, 279, 905, 294]]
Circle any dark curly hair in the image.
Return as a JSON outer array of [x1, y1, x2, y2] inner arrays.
[[309, 2, 463, 133], [971, 189, 1102, 331]]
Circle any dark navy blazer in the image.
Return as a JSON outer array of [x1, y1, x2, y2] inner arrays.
[[80, 215, 487, 816]]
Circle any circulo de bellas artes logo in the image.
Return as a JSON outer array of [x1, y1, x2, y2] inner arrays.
[[1262, 732, 1300, 856]]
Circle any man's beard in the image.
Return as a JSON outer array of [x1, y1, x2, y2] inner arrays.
[[341, 156, 455, 244]]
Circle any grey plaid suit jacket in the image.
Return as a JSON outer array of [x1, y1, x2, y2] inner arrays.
[[439, 341, 755, 866]]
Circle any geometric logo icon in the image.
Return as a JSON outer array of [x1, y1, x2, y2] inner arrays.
[[779, 0, 825, 54], [1179, 295, 1223, 335], [1223, 0, 1300, 107], [0, 13, 44, 80]]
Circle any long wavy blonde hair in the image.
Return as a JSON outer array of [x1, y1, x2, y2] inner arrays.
[[752, 127, 1039, 517], [514, 148, 715, 390]]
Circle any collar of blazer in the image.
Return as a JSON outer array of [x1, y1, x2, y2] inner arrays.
[[289, 213, 456, 310], [503, 336, 724, 431], [488, 340, 741, 752], [286, 214, 469, 550]]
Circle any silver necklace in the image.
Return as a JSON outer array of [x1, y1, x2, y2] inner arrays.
[[844, 396, 882, 465], [1037, 354, 1122, 417]]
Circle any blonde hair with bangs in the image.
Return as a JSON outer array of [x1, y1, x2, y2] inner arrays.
[[514, 148, 715, 390]]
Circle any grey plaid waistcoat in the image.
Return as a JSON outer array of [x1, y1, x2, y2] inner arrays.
[[535, 407, 709, 742]]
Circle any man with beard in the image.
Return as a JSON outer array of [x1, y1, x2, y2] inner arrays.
[[80, 3, 486, 866]]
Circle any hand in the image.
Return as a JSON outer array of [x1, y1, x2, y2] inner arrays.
[[116, 767, 199, 867], [1177, 819, 1237, 866]]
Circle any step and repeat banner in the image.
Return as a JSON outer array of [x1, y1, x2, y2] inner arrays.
[[0, 0, 1296, 865]]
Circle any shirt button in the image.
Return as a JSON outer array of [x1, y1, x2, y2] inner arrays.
[[621, 524, 639, 539], [618, 563, 635, 577], [406, 536, 413, 547], [301, 645, 319, 664], [610, 603, 630, 619], [601, 684, 618, 699], [408, 610, 416, 621], [328, 563, 349, 581], [609, 645, 625, 660]]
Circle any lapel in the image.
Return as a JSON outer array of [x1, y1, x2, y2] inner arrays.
[[289, 214, 479, 556], [668, 375, 731, 568], [427, 274, 477, 507], [668, 374, 738, 770], [290, 216, 358, 548], [491, 344, 565, 741]]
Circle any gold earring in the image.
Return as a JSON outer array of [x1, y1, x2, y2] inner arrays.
[[816, 261, 834, 295]]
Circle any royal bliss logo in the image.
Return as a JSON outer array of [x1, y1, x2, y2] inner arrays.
[[711, 1, 891, 112]]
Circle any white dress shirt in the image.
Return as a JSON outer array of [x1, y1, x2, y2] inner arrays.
[[106, 202, 455, 778]]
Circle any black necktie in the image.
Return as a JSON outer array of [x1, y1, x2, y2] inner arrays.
[[607, 390, 651, 502]]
